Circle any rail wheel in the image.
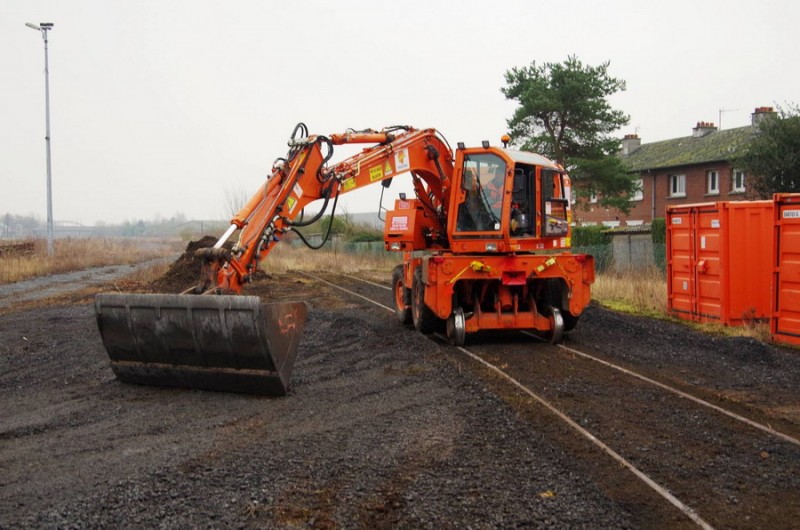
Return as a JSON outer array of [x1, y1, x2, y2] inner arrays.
[[446, 307, 466, 346], [392, 265, 412, 325], [545, 305, 565, 344], [412, 267, 438, 334]]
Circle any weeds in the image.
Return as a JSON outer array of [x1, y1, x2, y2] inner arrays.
[[259, 245, 400, 274], [0, 237, 182, 285], [592, 266, 668, 318]]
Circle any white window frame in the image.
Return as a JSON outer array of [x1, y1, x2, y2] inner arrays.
[[630, 178, 643, 202], [732, 169, 746, 193], [707, 170, 719, 195], [669, 174, 686, 198], [589, 192, 598, 204]]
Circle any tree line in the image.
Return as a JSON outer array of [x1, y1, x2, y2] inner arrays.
[[502, 55, 799, 211]]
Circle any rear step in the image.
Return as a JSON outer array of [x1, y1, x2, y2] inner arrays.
[[95, 293, 307, 395]]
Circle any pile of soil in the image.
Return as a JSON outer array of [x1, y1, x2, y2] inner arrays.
[[147, 236, 221, 293], [0, 241, 37, 257]]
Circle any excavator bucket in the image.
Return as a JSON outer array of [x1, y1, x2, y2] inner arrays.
[[94, 293, 307, 396]]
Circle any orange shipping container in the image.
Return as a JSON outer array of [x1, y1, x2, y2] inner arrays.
[[772, 193, 800, 345], [667, 201, 773, 325]]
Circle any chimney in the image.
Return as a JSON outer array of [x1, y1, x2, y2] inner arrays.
[[621, 133, 641, 155], [752, 106, 777, 131], [692, 121, 717, 138]]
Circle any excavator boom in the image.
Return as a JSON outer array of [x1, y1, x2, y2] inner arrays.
[[95, 122, 594, 395], [95, 124, 451, 395]]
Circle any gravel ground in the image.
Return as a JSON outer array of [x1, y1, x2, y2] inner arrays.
[[1, 277, 633, 529], [1, 262, 799, 529]]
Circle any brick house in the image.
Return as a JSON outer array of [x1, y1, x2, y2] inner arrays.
[[574, 107, 777, 227]]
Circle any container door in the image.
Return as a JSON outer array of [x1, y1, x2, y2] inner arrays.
[[726, 201, 774, 325], [774, 199, 800, 344], [694, 205, 723, 322], [667, 207, 696, 319]]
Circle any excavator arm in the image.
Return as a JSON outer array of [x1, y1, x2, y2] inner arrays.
[[95, 123, 454, 396], [198, 123, 453, 295]]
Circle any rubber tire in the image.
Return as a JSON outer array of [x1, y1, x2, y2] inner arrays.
[[392, 265, 412, 325], [412, 267, 439, 334], [544, 279, 578, 332], [562, 311, 579, 332]]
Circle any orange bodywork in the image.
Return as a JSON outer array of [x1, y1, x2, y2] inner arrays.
[[418, 253, 593, 332], [200, 123, 594, 339], [772, 193, 800, 345], [666, 201, 773, 326]]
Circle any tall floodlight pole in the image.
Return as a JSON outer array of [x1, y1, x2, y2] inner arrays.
[[26, 22, 55, 256]]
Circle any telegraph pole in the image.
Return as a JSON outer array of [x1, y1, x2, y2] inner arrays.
[[26, 22, 55, 256]]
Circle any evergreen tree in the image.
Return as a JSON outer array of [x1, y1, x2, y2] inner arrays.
[[502, 55, 637, 213], [736, 104, 800, 196]]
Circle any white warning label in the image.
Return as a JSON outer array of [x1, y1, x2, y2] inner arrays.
[[783, 210, 800, 219], [391, 216, 409, 231]]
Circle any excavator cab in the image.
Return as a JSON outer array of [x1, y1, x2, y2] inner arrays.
[[451, 146, 572, 250]]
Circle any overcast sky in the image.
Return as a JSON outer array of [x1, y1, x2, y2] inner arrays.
[[2, 0, 798, 226]]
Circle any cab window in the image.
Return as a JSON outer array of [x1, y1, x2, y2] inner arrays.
[[542, 169, 569, 236], [456, 154, 506, 232]]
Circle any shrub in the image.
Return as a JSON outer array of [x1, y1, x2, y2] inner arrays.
[[651, 218, 666, 244], [572, 225, 611, 246]]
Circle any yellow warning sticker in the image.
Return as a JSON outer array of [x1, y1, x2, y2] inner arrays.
[[384, 160, 393, 175], [369, 165, 384, 182], [286, 196, 297, 213], [342, 177, 357, 191]]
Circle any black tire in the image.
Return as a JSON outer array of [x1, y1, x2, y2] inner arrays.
[[543, 278, 579, 332], [392, 265, 412, 325], [562, 311, 579, 332], [412, 267, 439, 334]]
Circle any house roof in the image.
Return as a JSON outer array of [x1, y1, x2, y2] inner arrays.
[[622, 125, 754, 172]]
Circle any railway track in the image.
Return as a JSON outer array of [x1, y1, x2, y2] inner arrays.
[[300, 270, 800, 530]]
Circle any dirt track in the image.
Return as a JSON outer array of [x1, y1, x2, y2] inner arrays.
[[1, 263, 800, 529]]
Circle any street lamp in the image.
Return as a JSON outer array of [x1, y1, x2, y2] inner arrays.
[[26, 22, 55, 256]]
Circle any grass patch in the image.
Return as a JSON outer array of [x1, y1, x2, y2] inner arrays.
[[591, 266, 668, 318], [592, 265, 772, 342], [0, 237, 182, 285], [260, 244, 400, 275]]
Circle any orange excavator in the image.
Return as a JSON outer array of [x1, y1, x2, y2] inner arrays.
[[95, 123, 594, 395]]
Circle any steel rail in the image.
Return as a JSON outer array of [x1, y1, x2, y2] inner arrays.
[[328, 271, 800, 448], [553, 340, 800, 448], [299, 271, 715, 529]]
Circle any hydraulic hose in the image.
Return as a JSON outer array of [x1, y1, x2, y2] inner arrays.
[[291, 186, 341, 250]]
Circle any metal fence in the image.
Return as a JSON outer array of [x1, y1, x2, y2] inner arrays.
[[573, 242, 665, 273], [291, 237, 665, 273]]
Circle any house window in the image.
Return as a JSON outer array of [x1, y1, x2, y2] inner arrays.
[[631, 178, 643, 201], [707, 170, 719, 195], [669, 174, 686, 197], [589, 192, 598, 204], [732, 169, 745, 193]]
